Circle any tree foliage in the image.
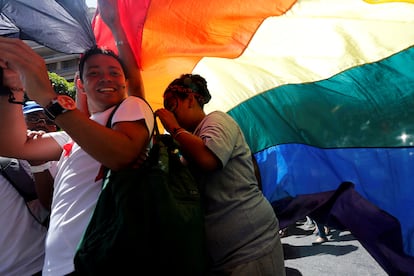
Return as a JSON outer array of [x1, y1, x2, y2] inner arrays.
[[48, 72, 75, 99]]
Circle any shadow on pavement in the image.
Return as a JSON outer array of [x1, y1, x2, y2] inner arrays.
[[280, 219, 388, 275], [284, 226, 314, 237], [283, 243, 358, 259], [328, 230, 355, 242], [285, 266, 303, 276], [282, 223, 361, 260]]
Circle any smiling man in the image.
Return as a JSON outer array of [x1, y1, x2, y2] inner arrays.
[[0, 42, 154, 276], [0, 1, 154, 274]]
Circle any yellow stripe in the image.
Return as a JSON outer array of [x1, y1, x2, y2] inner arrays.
[[194, 0, 414, 113]]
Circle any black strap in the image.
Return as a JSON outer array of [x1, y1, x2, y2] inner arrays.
[[0, 157, 37, 201], [105, 97, 157, 136], [0, 157, 49, 226], [102, 97, 157, 179], [105, 102, 122, 128]]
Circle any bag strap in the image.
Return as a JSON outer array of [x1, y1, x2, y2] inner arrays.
[[135, 97, 160, 138], [101, 97, 157, 179], [0, 157, 49, 226], [0, 157, 37, 201], [105, 101, 123, 128], [105, 97, 157, 138]]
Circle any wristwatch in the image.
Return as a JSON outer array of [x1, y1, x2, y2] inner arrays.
[[45, 94, 76, 120]]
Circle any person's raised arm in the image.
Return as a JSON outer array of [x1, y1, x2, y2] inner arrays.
[[98, 0, 145, 98], [0, 37, 149, 171]]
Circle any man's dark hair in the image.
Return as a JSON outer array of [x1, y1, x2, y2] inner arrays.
[[78, 46, 128, 81]]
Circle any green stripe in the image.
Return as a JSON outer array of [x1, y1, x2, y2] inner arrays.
[[229, 46, 414, 153]]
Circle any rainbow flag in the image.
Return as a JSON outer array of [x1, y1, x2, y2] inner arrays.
[[93, 1, 414, 273], [4, 0, 414, 274]]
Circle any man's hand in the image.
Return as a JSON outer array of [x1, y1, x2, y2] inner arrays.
[[0, 37, 56, 106], [26, 129, 46, 141], [74, 71, 90, 115], [26, 130, 49, 166], [0, 59, 24, 90]]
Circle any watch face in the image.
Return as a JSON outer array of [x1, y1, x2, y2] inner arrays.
[[57, 95, 76, 110], [45, 94, 76, 120]]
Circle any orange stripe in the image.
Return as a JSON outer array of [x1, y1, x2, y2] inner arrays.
[[93, 0, 297, 111]]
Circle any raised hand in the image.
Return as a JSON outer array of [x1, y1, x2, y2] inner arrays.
[[96, 0, 145, 98], [98, 0, 119, 28], [0, 37, 56, 106]]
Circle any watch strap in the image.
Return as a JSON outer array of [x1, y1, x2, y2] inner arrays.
[[45, 95, 76, 120]]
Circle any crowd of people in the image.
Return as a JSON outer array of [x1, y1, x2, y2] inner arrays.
[[0, 0, 286, 275]]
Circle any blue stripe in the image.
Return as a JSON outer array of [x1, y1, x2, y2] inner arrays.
[[255, 144, 414, 255]]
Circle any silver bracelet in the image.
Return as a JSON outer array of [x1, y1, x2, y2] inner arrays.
[[115, 40, 128, 46], [31, 162, 51, 173]]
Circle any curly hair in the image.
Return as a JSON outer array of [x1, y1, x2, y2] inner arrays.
[[164, 74, 211, 107]]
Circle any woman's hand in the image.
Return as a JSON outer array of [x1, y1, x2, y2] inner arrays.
[[155, 108, 181, 134]]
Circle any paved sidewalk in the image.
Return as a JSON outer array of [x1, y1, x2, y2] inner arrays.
[[281, 220, 387, 276]]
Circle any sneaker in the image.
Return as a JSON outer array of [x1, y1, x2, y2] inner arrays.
[[304, 216, 314, 226], [314, 225, 330, 235], [303, 223, 316, 230], [279, 228, 288, 238], [312, 237, 328, 245], [303, 218, 316, 230]]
